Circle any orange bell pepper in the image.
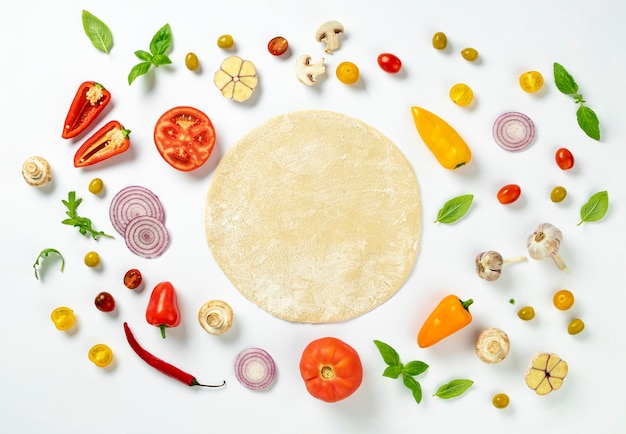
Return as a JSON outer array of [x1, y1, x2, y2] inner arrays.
[[411, 106, 472, 169], [417, 295, 473, 348]]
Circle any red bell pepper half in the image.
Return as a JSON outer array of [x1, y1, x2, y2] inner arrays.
[[73, 120, 131, 167], [62, 81, 111, 139], [145, 282, 181, 339]]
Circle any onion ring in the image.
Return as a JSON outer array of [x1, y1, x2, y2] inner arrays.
[[124, 215, 170, 258], [234, 348, 276, 391], [492, 112, 536, 152], [109, 186, 165, 236]]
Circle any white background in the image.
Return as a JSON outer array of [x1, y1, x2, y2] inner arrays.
[[2, 0, 624, 433]]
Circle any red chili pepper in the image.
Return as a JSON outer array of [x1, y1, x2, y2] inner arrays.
[[145, 281, 181, 339], [123, 322, 225, 388], [73, 120, 131, 167], [62, 81, 111, 139]]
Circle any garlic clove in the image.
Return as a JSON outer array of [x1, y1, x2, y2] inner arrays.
[[22, 156, 52, 187], [476, 327, 510, 363], [198, 300, 233, 335]]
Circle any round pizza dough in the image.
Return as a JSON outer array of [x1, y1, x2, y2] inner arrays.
[[205, 110, 421, 323]]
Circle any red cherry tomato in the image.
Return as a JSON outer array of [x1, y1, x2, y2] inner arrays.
[[555, 147, 574, 170], [94, 292, 116, 312], [377, 53, 402, 74], [153, 106, 216, 172], [497, 184, 521, 204]]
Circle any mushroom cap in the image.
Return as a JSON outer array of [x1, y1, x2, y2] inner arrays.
[[22, 156, 52, 187], [198, 300, 234, 335], [315, 20, 344, 41], [476, 327, 510, 363]]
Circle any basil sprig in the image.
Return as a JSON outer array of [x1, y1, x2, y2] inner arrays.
[[578, 190, 609, 225], [435, 194, 474, 223], [82, 10, 113, 54], [553, 62, 600, 141], [374, 340, 429, 404], [433, 379, 474, 399], [128, 23, 173, 85]]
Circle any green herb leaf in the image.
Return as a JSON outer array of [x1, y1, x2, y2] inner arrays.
[[128, 62, 153, 85], [576, 105, 600, 141], [578, 190, 609, 225], [433, 379, 474, 399], [403, 373, 423, 404], [152, 54, 172, 66], [134, 50, 153, 62], [61, 191, 114, 239], [553, 62, 578, 95], [149, 23, 172, 56], [403, 360, 429, 376], [33, 248, 65, 280], [81, 10, 113, 54], [435, 194, 474, 223], [382, 365, 403, 379], [373, 340, 401, 366]]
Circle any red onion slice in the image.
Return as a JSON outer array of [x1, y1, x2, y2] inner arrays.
[[109, 186, 165, 236], [492, 112, 536, 152], [234, 348, 276, 391], [124, 215, 170, 258]]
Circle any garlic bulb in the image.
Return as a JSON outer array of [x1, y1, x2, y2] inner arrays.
[[475, 251, 527, 281], [476, 327, 510, 363], [198, 300, 233, 335], [22, 156, 52, 187], [526, 222, 567, 271]]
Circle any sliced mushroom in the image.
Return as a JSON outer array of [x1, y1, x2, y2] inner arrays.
[[476, 327, 510, 364], [198, 300, 233, 335], [22, 156, 52, 187], [315, 20, 344, 53], [295, 55, 326, 85]]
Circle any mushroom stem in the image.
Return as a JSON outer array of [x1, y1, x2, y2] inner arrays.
[[552, 254, 567, 271], [503, 256, 528, 265]]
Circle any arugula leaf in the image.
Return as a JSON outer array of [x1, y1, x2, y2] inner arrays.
[[578, 190, 609, 225], [435, 194, 473, 223], [61, 191, 114, 239], [433, 379, 474, 399], [129, 24, 173, 85], [553, 62, 601, 141], [81, 10, 113, 54], [33, 248, 65, 280]]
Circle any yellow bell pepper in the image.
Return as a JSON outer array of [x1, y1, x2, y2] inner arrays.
[[411, 106, 472, 169]]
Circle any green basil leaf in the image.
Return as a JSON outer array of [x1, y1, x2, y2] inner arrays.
[[152, 54, 172, 66], [435, 194, 473, 223], [578, 190, 609, 225], [128, 62, 153, 85], [82, 10, 113, 54], [403, 360, 429, 376], [134, 50, 153, 62], [402, 373, 423, 404], [382, 365, 403, 379], [433, 379, 474, 399], [553, 62, 578, 95], [576, 105, 600, 141], [373, 340, 401, 366], [150, 23, 172, 56]]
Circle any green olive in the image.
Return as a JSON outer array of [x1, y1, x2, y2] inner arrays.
[[492, 393, 510, 409], [185, 52, 199, 71], [88, 178, 104, 195], [517, 306, 535, 321], [550, 186, 567, 202], [461, 48, 478, 61], [432, 32, 447, 50], [568, 318, 585, 335], [217, 34, 234, 49]]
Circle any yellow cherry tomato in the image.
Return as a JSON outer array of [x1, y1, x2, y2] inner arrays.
[[84, 251, 100, 267], [89, 344, 113, 368], [336, 62, 360, 85], [217, 34, 234, 49], [88, 178, 104, 194], [449, 83, 474, 106], [185, 52, 199, 71], [51, 307, 75, 331], [519, 71, 544, 93], [553, 289, 574, 310]]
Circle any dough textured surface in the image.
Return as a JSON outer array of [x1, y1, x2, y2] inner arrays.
[[205, 110, 421, 323]]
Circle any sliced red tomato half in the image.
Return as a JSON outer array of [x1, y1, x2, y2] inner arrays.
[[153, 106, 216, 172]]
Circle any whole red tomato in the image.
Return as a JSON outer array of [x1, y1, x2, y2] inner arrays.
[[555, 147, 574, 170], [377, 53, 402, 74], [299, 337, 363, 402], [497, 184, 521, 204]]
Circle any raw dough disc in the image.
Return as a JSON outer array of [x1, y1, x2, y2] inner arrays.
[[205, 110, 421, 323]]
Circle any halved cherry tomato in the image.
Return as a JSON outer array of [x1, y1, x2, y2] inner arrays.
[[299, 337, 363, 402], [74, 121, 130, 167], [377, 53, 402, 74], [555, 148, 574, 170], [62, 82, 111, 139], [153, 106, 216, 172], [497, 184, 521, 204]]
